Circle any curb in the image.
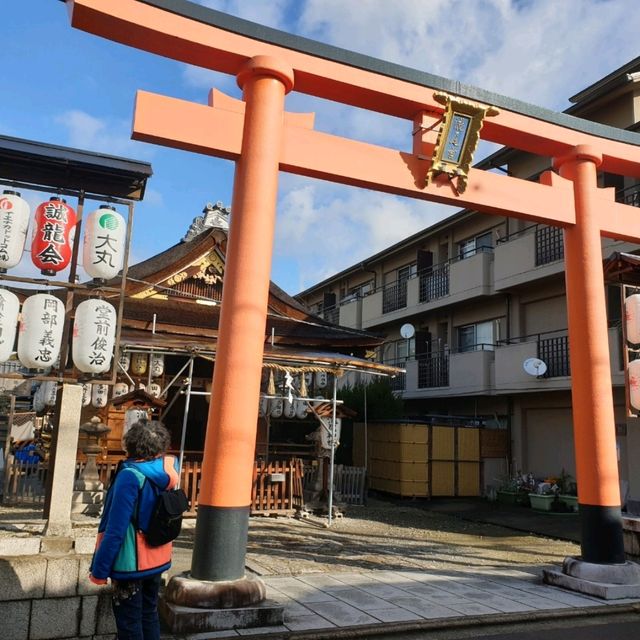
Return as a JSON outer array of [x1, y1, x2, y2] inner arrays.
[[206, 602, 640, 640]]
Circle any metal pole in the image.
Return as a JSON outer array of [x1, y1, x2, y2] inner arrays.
[[363, 378, 368, 472], [177, 357, 194, 489], [327, 373, 338, 526]]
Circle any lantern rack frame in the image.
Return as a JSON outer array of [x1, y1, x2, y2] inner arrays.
[[0, 177, 136, 386], [115, 344, 396, 524]]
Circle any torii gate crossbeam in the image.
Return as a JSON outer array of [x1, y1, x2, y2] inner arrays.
[[65, 0, 640, 620]]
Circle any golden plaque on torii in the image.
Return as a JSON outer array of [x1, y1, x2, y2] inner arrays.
[[427, 92, 499, 193]]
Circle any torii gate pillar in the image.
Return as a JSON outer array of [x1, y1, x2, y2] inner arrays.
[[556, 146, 624, 564], [163, 56, 294, 616]]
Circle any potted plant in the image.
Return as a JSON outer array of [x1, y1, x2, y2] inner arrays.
[[557, 469, 578, 512], [528, 478, 560, 512], [496, 472, 533, 506]]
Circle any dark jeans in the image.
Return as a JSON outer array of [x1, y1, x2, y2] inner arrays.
[[112, 574, 162, 640]]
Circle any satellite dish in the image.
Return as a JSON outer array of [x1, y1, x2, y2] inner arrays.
[[523, 357, 547, 377], [400, 323, 415, 339]]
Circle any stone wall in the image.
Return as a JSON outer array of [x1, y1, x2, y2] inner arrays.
[[0, 541, 115, 640]]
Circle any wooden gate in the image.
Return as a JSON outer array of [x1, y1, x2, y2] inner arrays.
[[251, 458, 304, 515]]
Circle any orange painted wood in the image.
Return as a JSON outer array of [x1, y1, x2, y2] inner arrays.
[[557, 146, 621, 507], [133, 90, 578, 228], [69, 0, 640, 176]]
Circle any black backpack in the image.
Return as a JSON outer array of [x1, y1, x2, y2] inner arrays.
[[143, 485, 190, 547], [120, 463, 190, 547]]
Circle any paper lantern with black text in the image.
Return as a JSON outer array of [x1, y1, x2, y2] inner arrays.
[[0, 190, 30, 272], [31, 197, 76, 276], [83, 205, 126, 281], [72, 299, 116, 374], [17, 294, 64, 369], [0, 289, 20, 362]]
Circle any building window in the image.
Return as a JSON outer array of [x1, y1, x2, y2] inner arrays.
[[397, 263, 417, 282], [458, 231, 493, 259], [457, 321, 494, 352], [343, 280, 373, 301]]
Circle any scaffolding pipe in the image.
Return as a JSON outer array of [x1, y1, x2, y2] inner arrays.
[[177, 357, 195, 489], [327, 373, 338, 526]]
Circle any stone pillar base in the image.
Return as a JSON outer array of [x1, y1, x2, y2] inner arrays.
[[543, 556, 640, 599], [160, 573, 283, 634]]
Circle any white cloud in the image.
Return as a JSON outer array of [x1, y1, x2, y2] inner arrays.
[[186, 0, 640, 293], [274, 177, 454, 291], [54, 110, 153, 159]]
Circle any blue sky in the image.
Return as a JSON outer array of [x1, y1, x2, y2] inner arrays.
[[2, 0, 640, 293]]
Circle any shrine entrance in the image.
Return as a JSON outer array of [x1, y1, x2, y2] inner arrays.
[[65, 0, 640, 621]]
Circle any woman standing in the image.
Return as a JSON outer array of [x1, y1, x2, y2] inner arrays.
[[89, 420, 180, 640]]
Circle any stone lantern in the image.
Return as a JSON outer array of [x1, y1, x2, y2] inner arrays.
[[72, 416, 111, 516]]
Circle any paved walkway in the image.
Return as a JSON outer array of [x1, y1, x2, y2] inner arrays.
[[2, 500, 637, 639], [163, 499, 636, 639], [165, 565, 639, 638]]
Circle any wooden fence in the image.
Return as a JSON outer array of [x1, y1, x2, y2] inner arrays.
[[302, 463, 367, 506], [335, 465, 367, 506], [251, 458, 304, 515], [2, 457, 309, 517]]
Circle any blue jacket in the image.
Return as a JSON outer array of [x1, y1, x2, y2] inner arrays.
[[91, 455, 180, 581]]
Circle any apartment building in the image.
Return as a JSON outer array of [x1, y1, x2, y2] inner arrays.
[[296, 57, 640, 511]]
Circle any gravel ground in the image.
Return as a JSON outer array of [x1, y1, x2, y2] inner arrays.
[[1, 499, 579, 578], [173, 498, 580, 577]]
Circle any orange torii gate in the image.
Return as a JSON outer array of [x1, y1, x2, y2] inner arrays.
[[66, 0, 640, 618]]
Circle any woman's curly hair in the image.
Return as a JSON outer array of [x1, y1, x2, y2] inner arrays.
[[123, 420, 171, 459]]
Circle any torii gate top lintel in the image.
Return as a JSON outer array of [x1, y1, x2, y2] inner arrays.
[[68, 0, 640, 177]]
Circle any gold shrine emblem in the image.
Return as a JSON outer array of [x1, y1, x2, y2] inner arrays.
[[426, 92, 499, 194]]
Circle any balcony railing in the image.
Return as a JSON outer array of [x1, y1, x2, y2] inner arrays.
[[322, 306, 340, 325], [535, 225, 564, 266], [417, 351, 449, 388], [617, 183, 640, 207], [538, 334, 570, 378], [382, 280, 408, 314], [419, 262, 450, 303]]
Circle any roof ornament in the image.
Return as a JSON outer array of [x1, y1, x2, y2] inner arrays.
[[182, 201, 230, 242]]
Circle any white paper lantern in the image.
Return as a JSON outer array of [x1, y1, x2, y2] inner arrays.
[[42, 381, 58, 406], [124, 407, 149, 434], [83, 205, 126, 281], [17, 294, 64, 369], [148, 382, 162, 398], [0, 289, 20, 362], [304, 372, 314, 390], [33, 384, 45, 413], [258, 395, 269, 418], [0, 190, 30, 272], [295, 399, 308, 420], [91, 383, 109, 408], [150, 353, 164, 377], [113, 382, 129, 397], [283, 399, 297, 419], [117, 351, 130, 372], [315, 371, 328, 389], [319, 417, 341, 449], [72, 299, 117, 374], [130, 352, 147, 376], [81, 383, 92, 407], [270, 398, 283, 418], [626, 294, 640, 344], [629, 358, 640, 411]]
